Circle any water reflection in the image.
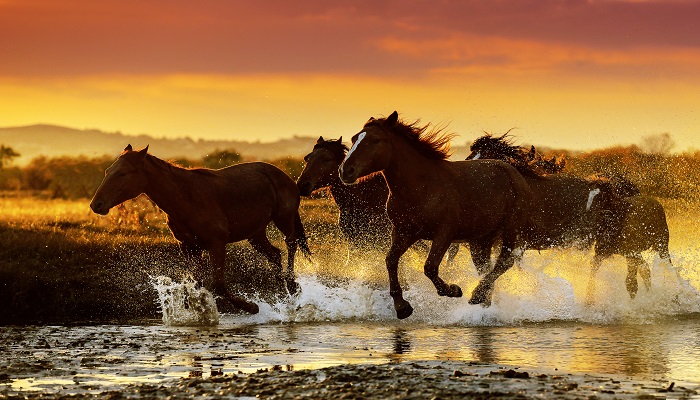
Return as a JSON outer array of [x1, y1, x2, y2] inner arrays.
[[392, 328, 411, 355]]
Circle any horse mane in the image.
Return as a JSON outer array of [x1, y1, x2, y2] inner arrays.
[[470, 132, 566, 176], [367, 116, 455, 160], [124, 150, 217, 177]]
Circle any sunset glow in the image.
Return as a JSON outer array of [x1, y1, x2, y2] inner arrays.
[[2, 0, 699, 151]]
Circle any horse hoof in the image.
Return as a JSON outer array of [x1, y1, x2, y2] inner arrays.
[[448, 284, 463, 298], [395, 303, 414, 320]]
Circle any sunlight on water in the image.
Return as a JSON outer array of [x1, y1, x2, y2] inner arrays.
[[151, 276, 219, 326]]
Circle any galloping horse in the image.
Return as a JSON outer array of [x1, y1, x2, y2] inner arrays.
[[90, 145, 311, 314], [339, 111, 534, 319], [296, 136, 459, 262], [297, 137, 394, 254], [586, 177, 672, 303], [468, 134, 604, 253], [467, 133, 670, 302]]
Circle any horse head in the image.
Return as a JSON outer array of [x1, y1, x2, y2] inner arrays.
[[297, 136, 348, 196], [339, 111, 399, 184], [90, 144, 150, 215]]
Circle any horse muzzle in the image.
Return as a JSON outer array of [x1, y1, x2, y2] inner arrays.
[[297, 180, 315, 197], [339, 164, 359, 185], [89, 200, 110, 215]]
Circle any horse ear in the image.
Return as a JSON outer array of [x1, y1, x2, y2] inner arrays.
[[134, 145, 149, 162], [337, 136, 343, 143], [124, 144, 133, 152], [386, 111, 399, 126], [317, 136, 324, 144]]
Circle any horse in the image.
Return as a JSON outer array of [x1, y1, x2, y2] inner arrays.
[[339, 111, 535, 319], [467, 134, 607, 253], [585, 177, 672, 303], [466, 133, 669, 302], [90, 145, 311, 314], [297, 136, 394, 254], [296, 136, 460, 263]]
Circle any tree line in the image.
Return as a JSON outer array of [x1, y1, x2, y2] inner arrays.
[[0, 143, 698, 201]]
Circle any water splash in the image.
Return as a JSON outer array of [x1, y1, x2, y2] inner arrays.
[[148, 246, 700, 327], [151, 276, 219, 326]]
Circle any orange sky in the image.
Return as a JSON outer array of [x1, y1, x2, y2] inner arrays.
[[1, 0, 700, 152]]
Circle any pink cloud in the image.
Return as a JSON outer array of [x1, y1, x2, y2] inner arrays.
[[1, 0, 699, 78]]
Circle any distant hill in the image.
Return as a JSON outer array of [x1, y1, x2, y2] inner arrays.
[[0, 124, 473, 165], [0, 124, 324, 165]]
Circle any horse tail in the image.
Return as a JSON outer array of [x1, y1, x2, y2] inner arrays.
[[294, 211, 313, 259]]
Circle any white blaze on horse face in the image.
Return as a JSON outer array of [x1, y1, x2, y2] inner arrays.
[[586, 188, 601, 211], [340, 131, 366, 175], [472, 151, 481, 160]]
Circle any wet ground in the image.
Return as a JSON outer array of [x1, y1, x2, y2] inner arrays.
[[1, 316, 699, 398]]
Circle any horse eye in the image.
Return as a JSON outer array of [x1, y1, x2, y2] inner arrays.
[[118, 171, 127, 177]]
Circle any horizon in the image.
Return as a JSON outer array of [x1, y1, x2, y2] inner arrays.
[[1, 1, 699, 152]]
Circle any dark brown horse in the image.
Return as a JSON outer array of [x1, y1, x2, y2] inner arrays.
[[339, 111, 535, 319], [297, 136, 393, 254], [467, 133, 669, 302], [467, 134, 605, 253], [586, 177, 672, 303], [90, 145, 311, 314], [296, 136, 459, 262]]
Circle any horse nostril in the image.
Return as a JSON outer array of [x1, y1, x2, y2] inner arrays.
[[91, 200, 104, 213]]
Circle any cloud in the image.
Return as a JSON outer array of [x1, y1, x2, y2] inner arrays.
[[2, 0, 700, 79]]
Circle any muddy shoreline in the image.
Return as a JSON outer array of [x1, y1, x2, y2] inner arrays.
[[5, 361, 696, 399]]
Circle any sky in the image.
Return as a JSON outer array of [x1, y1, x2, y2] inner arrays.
[[1, 0, 700, 152]]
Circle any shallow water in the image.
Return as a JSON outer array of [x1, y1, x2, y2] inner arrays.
[[2, 244, 700, 396]]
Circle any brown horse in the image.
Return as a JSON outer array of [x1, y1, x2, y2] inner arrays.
[[297, 136, 393, 254], [339, 111, 535, 319], [467, 133, 668, 301], [90, 145, 311, 314], [586, 177, 672, 303], [296, 136, 459, 262]]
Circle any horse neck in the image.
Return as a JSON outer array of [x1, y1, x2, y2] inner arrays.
[[382, 138, 440, 197], [140, 156, 192, 215]]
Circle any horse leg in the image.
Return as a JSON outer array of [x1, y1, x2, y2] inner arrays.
[[180, 242, 206, 284], [469, 239, 517, 306], [209, 243, 260, 314], [386, 232, 417, 319], [625, 255, 643, 299], [248, 231, 289, 291], [585, 254, 605, 306], [271, 214, 302, 295], [633, 254, 652, 292], [424, 238, 462, 298], [469, 241, 493, 275], [445, 243, 460, 268], [283, 235, 300, 295]]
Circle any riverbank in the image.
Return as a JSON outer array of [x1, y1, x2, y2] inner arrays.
[[5, 361, 696, 399]]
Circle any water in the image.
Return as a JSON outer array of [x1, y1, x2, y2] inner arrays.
[[2, 246, 700, 396]]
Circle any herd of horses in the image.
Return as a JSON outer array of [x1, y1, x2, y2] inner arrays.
[[90, 111, 672, 319]]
